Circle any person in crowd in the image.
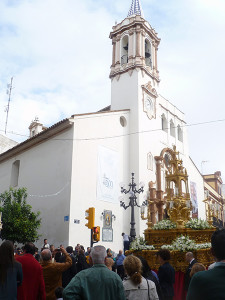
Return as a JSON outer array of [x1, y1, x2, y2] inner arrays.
[[105, 257, 115, 271], [42, 239, 50, 250], [190, 263, 206, 277], [59, 246, 77, 288], [63, 245, 126, 300], [107, 248, 116, 272], [208, 261, 216, 270], [76, 248, 89, 273], [73, 245, 80, 259], [122, 232, 130, 253], [54, 248, 62, 263], [138, 255, 164, 300], [41, 246, 72, 300], [15, 247, 23, 258], [157, 249, 175, 300], [35, 247, 41, 262], [116, 250, 125, 279], [14, 244, 18, 255], [184, 252, 197, 292], [85, 247, 91, 256], [16, 242, 46, 300], [86, 247, 92, 266], [50, 245, 55, 254], [55, 287, 64, 300], [0, 240, 23, 300], [187, 228, 225, 300], [123, 255, 159, 300]]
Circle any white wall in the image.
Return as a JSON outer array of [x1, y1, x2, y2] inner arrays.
[[0, 128, 74, 249], [69, 110, 130, 251]]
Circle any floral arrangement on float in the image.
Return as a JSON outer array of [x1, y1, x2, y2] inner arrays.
[[184, 218, 212, 230], [152, 219, 177, 230], [161, 235, 211, 252], [129, 236, 155, 251]]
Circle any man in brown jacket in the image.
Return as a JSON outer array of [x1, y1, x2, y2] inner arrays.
[[41, 245, 72, 300]]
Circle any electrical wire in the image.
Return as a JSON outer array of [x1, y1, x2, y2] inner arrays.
[[1, 117, 225, 142]]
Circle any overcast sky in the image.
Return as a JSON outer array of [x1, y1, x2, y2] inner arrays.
[[0, 0, 225, 180]]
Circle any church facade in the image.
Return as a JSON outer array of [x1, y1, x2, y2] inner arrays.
[[0, 0, 223, 249]]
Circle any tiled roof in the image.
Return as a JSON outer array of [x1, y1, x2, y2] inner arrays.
[[127, 0, 144, 18]]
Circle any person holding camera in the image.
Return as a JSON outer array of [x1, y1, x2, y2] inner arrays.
[[41, 246, 72, 300]]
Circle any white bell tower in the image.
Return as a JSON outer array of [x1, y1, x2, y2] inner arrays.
[[110, 0, 160, 112], [109, 1, 163, 238]]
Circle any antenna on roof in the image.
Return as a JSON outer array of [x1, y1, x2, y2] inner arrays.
[[4, 77, 14, 135]]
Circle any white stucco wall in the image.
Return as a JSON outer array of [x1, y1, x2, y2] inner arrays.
[[0, 127, 74, 249], [69, 110, 130, 251]]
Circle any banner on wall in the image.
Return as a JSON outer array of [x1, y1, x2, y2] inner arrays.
[[96, 146, 119, 203], [190, 181, 198, 218]]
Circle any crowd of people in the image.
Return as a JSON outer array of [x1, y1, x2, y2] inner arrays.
[[0, 229, 225, 300]]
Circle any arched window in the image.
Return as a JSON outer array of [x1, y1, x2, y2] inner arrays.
[[121, 35, 129, 65], [11, 160, 20, 187], [147, 152, 153, 170], [161, 114, 168, 132], [177, 125, 183, 142], [145, 39, 152, 67], [170, 120, 175, 137]]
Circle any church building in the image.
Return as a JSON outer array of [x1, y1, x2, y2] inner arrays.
[[0, 0, 223, 249]]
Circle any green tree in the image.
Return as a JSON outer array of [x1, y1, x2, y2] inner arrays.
[[0, 187, 41, 244]]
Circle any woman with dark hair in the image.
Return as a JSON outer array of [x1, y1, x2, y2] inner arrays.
[[76, 249, 89, 273], [123, 255, 159, 300], [138, 256, 164, 300], [157, 249, 175, 300], [0, 240, 23, 299]]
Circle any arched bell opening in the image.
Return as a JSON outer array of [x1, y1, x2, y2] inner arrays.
[[121, 35, 129, 65], [145, 39, 152, 67]]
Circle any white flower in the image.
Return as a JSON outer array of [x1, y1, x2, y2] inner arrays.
[[129, 236, 155, 251], [185, 218, 212, 230], [153, 220, 177, 230], [161, 235, 211, 252]]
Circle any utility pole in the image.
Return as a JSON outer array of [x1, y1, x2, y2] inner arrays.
[[5, 77, 14, 135]]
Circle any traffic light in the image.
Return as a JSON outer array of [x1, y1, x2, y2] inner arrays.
[[85, 207, 95, 229], [92, 226, 100, 242]]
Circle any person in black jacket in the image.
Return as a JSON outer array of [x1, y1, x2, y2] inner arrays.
[[76, 248, 89, 273], [184, 252, 197, 291], [59, 246, 77, 287], [157, 249, 175, 300]]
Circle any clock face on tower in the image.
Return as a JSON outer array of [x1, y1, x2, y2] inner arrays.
[[143, 95, 156, 119], [145, 98, 153, 111]]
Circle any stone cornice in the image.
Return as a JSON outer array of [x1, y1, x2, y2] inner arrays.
[[110, 64, 160, 82], [109, 17, 160, 45]]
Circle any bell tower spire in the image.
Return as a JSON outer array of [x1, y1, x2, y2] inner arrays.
[[110, 1, 161, 111], [109, 3, 160, 84], [127, 0, 144, 18]]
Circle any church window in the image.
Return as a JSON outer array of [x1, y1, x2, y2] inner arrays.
[[11, 160, 20, 187], [161, 114, 168, 132], [120, 116, 127, 127], [147, 152, 153, 170], [121, 35, 129, 65], [145, 39, 152, 67], [170, 120, 175, 137], [177, 125, 183, 142]]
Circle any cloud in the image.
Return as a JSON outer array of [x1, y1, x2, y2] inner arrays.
[[0, 0, 225, 178]]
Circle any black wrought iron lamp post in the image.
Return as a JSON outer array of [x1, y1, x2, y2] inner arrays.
[[120, 173, 144, 240]]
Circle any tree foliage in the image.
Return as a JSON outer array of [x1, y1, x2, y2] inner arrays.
[[0, 187, 41, 244]]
